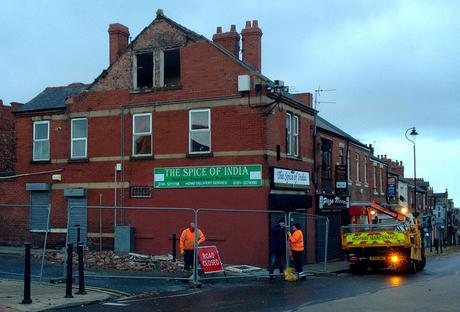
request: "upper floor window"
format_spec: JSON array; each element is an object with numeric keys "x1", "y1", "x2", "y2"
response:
[
  {"x1": 160, "y1": 49, "x2": 181, "y2": 87},
  {"x1": 338, "y1": 147, "x2": 344, "y2": 165},
  {"x1": 347, "y1": 149, "x2": 351, "y2": 181},
  {"x1": 286, "y1": 113, "x2": 299, "y2": 157},
  {"x1": 189, "y1": 109, "x2": 211, "y2": 153},
  {"x1": 363, "y1": 156, "x2": 368, "y2": 183},
  {"x1": 379, "y1": 167, "x2": 383, "y2": 194},
  {"x1": 134, "y1": 51, "x2": 154, "y2": 89},
  {"x1": 33, "y1": 121, "x2": 50, "y2": 161},
  {"x1": 373, "y1": 163, "x2": 377, "y2": 191},
  {"x1": 71, "y1": 118, "x2": 88, "y2": 159},
  {"x1": 132, "y1": 113, "x2": 152, "y2": 156},
  {"x1": 355, "y1": 153, "x2": 360, "y2": 182}
]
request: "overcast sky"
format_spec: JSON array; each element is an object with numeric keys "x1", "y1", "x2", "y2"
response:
[{"x1": 1, "y1": 1, "x2": 458, "y2": 204}]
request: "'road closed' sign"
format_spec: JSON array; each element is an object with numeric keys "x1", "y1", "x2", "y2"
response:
[{"x1": 197, "y1": 246, "x2": 224, "y2": 274}]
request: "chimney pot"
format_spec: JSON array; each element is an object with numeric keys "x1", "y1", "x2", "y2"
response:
[
  {"x1": 241, "y1": 20, "x2": 263, "y2": 71},
  {"x1": 252, "y1": 20, "x2": 259, "y2": 27},
  {"x1": 212, "y1": 24, "x2": 240, "y2": 57}
]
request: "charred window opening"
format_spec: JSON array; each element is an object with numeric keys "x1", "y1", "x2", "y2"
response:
[
  {"x1": 136, "y1": 52, "x2": 153, "y2": 89},
  {"x1": 162, "y1": 49, "x2": 181, "y2": 87}
]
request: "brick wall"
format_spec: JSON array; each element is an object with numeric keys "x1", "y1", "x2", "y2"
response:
[{"x1": 0, "y1": 102, "x2": 20, "y2": 174}]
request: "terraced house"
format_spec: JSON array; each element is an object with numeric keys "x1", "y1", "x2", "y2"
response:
[{"x1": 0, "y1": 10, "x2": 318, "y2": 266}]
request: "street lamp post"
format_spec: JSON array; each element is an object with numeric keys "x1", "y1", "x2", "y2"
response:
[{"x1": 405, "y1": 127, "x2": 419, "y2": 214}]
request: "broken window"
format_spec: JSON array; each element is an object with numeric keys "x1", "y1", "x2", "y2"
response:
[
  {"x1": 135, "y1": 52, "x2": 153, "y2": 89},
  {"x1": 161, "y1": 49, "x2": 181, "y2": 87}
]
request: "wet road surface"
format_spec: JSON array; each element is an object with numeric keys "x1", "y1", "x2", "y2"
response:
[{"x1": 49, "y1": 251, "x2": 460, "y2": 312}]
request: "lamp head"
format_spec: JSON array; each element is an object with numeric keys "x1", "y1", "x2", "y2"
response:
[{"x1": 409, "y1": 127, "x2": 418, "y2": 138}]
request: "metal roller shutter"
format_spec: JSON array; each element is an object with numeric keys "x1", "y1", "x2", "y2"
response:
[{"x1": 30, "y1": 191, "x2": 50, "y2": 231}]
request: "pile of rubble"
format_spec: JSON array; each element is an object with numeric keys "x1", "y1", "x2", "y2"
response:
[{"x1": 35, "y1": 250, "x2": 183, "y2": 273}]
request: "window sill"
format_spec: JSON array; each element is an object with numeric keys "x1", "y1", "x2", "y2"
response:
[
  {"x1": 131, "y1": 84, "x2": 182, "y2": 93},
  {"x1": 286, "y1": 155, "x2": 302, "y2": 161},
  {"x1": 68, "y1": 158, "x2": 89, "y2": 163},
  {"x1": 31, "y1": 160, "x2": 51, "y2": 164},
  {"x1": 130, "y1": 155, "x2": 155, "y2": 161},
  {"x1": 355, "y1": 182, "x2": 362, "y2": 186},
  {"x1": 186, "y1": 152, "x2": 213, "y2": 159}
]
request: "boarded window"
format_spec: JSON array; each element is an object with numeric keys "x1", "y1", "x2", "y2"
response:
[
  {"x1": 136, "y1": 52, "x2": 153, "y2": 89},
  {"x1": 162, "y1": 49, "x2": 181, "y2": 87}
]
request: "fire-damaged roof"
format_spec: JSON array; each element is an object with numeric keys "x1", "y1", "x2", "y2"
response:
[{"x1": 16, "y1": 84, "x2": 88, "y2": 113}]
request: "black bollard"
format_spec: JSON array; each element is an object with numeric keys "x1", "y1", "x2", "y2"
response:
[
  {"x1": 65, "y1": 243, "x2": 73, "y2": 298},
  {"x1": 172, "y1": 234, "x2": 176, "y2": 262},
  {"x1": 76, "y1": 244, "x2": 86, "y2": 295},
  {"x1": 22, "y1": 243, "x2": 32, "y2": 304}
]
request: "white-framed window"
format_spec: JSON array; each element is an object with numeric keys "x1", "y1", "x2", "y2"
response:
[
  {"x1": 71, "y1": 118, "x2": 88, "y2": 158},
  {"x1": 355, "y1": 153, "x2": 360, "y2": 182},
  {"x1": 33, "y1": 121, "x2": 50, "y2": 161},
  {"x1": 293, "y1": 115, "x2": 299, "y2": 156},
  {"x1": 132, "y1": 113, "x2": 152, "y2": 156},
  {"x1": 286, "y1": 113, "x2": 299, "y2": 157},
  {"x1": 379, "y1": 167, "x2": 383, "y2": 194},
  {"x1": 286, "y1": 113, "x2": 292, "y2": 155},
  {"x1": 364, "y1": 156, "x2": 368, "y2": 183},
  {"x1": 189, "y1": 109, "x2": 211, "y2": 153}
]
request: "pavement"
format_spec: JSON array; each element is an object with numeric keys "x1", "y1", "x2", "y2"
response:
[{"x1": 0, "y1": 279, "x2": 110, "y2": 312}]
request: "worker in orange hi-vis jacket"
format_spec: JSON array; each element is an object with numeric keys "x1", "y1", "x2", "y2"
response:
[
  {"x1": 180, "y1": 222, "x2": 205, "y2": 271},
  {"x1": 288, "y1": 223, "x2": 304, "y2": 274}
]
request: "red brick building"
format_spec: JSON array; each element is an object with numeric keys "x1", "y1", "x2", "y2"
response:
[
  {"x1": 0, "y1": 101, "x2": 22, "y2": 175},
  {"x1": 1, "y1": 11, "x2": 317, "y2": 266},
  {"x1": 314, "y1": 116, "x2": 388, "y2": 259}
]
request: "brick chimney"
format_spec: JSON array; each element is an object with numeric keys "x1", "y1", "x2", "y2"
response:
[
  {"x1": 241, "y1": 20, "x2": 262, "y2": 72},
  {"x1": 212, "y1": 25, "x2": 240, "y2": 57},
  {"x1": 294, "y1": 93, "x2": 313, "y2": 107},
  {"x1": 108, "y1": 23, "x2": 130, "y2": 65}
]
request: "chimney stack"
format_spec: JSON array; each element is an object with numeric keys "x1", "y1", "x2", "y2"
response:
[
  {"x1": 212, "y1": 25, "x2": 240, "y2": 58},
  {"x1": 241, "y1": 20, "x2": 262, "y2": 72},
  {"x1": 108, "y1": 23, "x2": 130, "y2": 65}
]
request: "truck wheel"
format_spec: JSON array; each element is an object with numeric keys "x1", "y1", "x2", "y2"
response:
[
  {"x1": 407, "y1": 261, "x2": 417, "y2": 274},
  {"x1": 416, "y1": 254, "x2": 426, "y2": 271},
  {"x1": 350, "y1": 263, "x2": 366, "y2": 275}
]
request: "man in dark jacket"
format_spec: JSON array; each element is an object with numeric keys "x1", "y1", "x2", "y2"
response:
[{"x1": 269, "y1": 218, "x2": 287, "y2": 278}]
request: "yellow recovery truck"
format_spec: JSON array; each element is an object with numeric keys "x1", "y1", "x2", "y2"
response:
[{"x1": 341, "y1": 201, "x2": 426, "y2": 274}]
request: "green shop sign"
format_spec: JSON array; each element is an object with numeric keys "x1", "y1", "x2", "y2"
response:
[{"x1": 154, "y1": 165, "x2": 263, "y2": 188}]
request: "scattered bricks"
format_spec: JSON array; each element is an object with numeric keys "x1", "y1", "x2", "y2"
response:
[{"x1": 36, "y1": 249, "x2": 183, "y2": 273}]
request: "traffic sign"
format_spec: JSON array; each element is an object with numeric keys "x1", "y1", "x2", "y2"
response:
[{"x1": 197, "y1": 246, "x2": 224, "y2": 274}]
